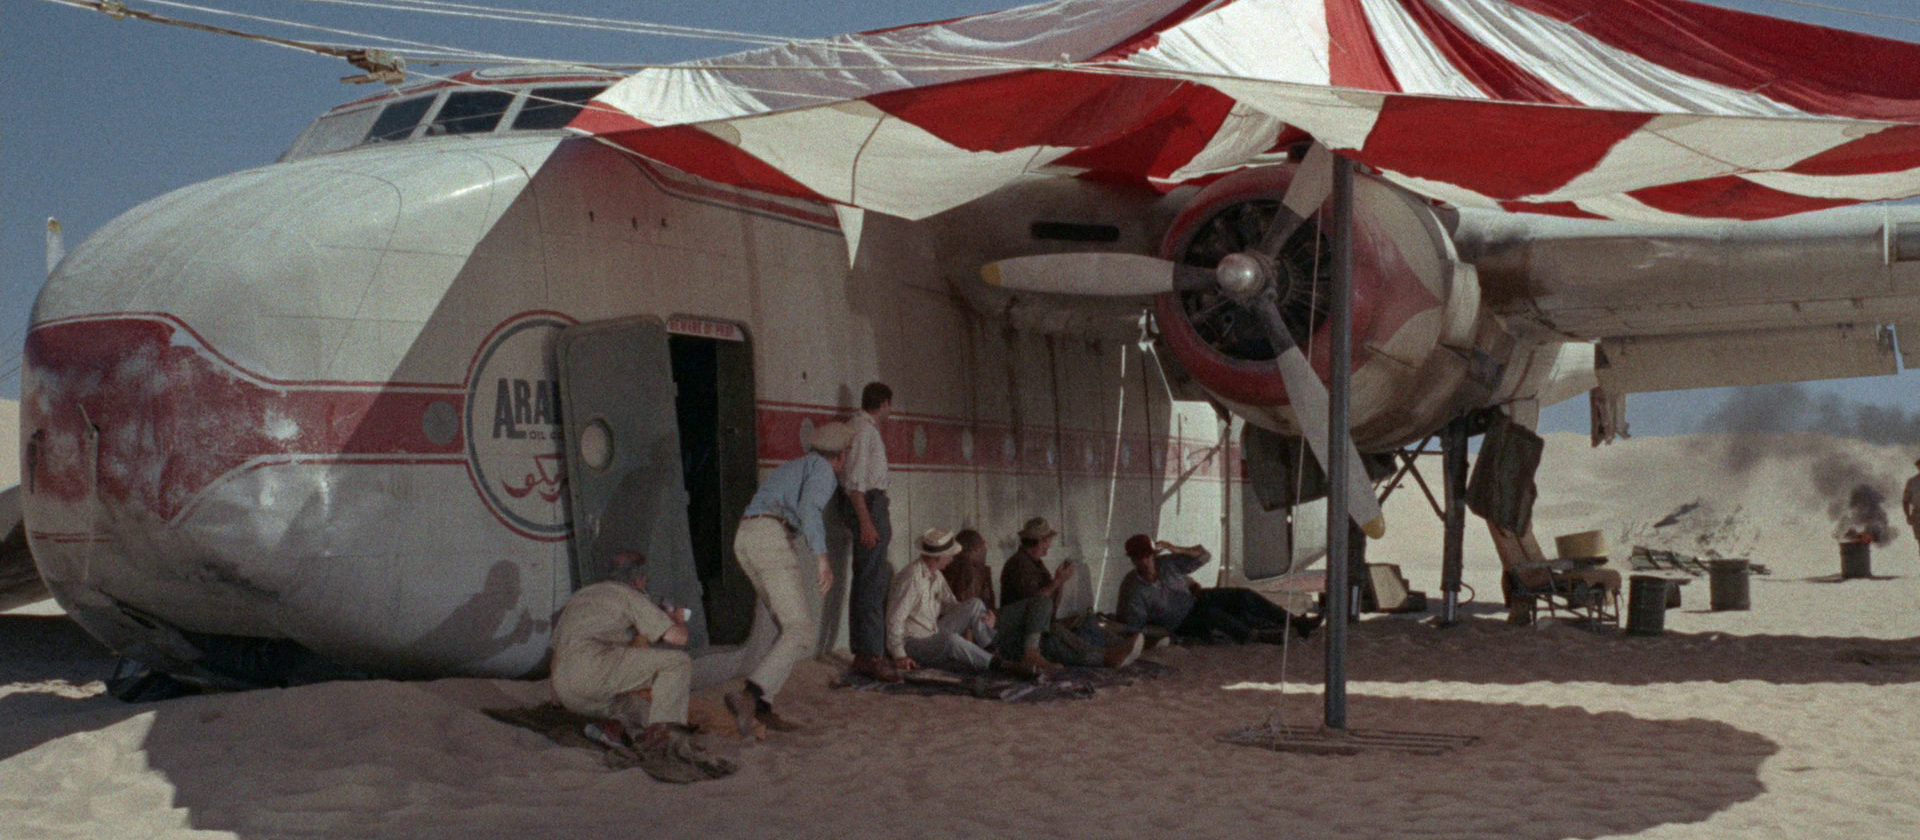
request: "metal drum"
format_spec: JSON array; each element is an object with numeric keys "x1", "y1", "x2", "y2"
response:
[
  {"x1": 1841, "y1": 542, "x2": 1872, "y2": 579},
  {"x1": 1627, "y1": 575, "x2": 1670, "y2": 636},
  {"x1": 1708, "y1": 559, "x2": 1750, "y2": 611}
]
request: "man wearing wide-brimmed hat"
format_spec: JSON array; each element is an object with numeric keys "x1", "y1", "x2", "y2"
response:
[
  {"x1": 723, "y1": 420, "x2": 853, "y2": 739},
  {"x1": 1000, "y1": 516, "x2": 1071, "y2": 611},
  {"x1": 996, "y1": 517, "x2": 1142, "y2": 671},
  {"x1": 882, "y1": 527, "x2": 1005, "y2": 675}
]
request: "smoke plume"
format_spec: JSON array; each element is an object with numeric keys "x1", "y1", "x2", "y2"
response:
[
  {"x1": 1699, "y1": 383, "x2": 1920, "y2": 448},
  {"x1": 1696, "y1": 383, "x2": 1907, "y2": 546}
]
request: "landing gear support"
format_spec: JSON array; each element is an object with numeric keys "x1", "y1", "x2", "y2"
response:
[{"x1": 1439, "y1": 416, "x2": 1470, "y2": 626}]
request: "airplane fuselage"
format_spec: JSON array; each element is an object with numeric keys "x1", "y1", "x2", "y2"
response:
[{"x1": 23, "y1": 70, "x2": 1240, "y2": 682}]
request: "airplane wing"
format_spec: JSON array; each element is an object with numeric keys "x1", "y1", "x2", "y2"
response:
[{"x1": 571, "y1": 0, "x2": 1920, "y2": 225}]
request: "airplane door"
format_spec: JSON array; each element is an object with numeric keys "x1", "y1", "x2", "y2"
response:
[{"x1": 555, "y1": 316, "x2": 709, "y2": 649}]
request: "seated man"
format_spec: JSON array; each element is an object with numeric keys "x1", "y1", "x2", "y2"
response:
[
  {"x1": 551, "y1": 552, "x2": 733, "y2": 782},
  {"x1": 941, "y1": 528, "x2": 995, "y2": 610},
  {"x1": 1118, "y1": 534, "x2": 1320, "y2": 643},
  {"x1": 886, "y1": 528, "x2": 1007, "y2": 674},
  {"x1": 996, "y1": 518, "x2": 1143, "y2": 671}
]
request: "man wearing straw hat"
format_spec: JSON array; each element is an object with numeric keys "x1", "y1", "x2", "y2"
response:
[{"x1": 883, "y1": 527, "x2": 1009, "y2": 675}]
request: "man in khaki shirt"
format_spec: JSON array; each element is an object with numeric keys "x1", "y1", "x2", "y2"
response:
[{"x1": 551, "y1": 552, "x2": 732, "y2": 782}]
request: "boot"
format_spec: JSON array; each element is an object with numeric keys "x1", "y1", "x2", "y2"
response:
[
  {"x1": 755, "y1": 705, "x2": 804, "y2": 733},
  {"x1": 665, "y1": 725, "x2": 738, "y2": 779},
  {"x1": 1290, "y1": 613, "x2": 1324, "y2": 640},
  {"x1": 632, "y1": 723, "x2": 709, "y2": 785},
  {"x1": 989, "y1": 655, "x2": 1039, "y2": 680},
  {"x1": 1103, "y1": 632, "x2": 1145, "y2": 669},
  {"x1": 851, "y1": 653, "x2": 903, "y2": 683},
  {"x1": 723, "y1": 689, "x2": 762, "y2": 740},
  {"x1": 1019, "y1": 648, "x2": 1060, "y2": 674}
]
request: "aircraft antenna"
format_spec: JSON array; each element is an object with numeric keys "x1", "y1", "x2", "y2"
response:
[{"x1": 45, "y1": 218, "x2": 64, "y2": 279}]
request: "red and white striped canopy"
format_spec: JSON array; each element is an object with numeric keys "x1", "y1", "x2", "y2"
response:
[{"x1": 572, "y1": 0, "x2": 1920, "y2": 222}]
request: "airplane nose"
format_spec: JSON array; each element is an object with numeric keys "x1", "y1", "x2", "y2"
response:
[{"x1": 22, "y1": 144, "x2": 547, "y2": 643}]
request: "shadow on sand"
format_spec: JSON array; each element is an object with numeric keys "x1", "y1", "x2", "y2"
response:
[
  {"x1": 4, "y1": 613, "x2": 1782, "y2": 840},
  {"x1": 0, "y1": 615, "x2": 135, "y2": 763},
  {"x1": 1297, "y1": 609, "x2": 1920, "y2": 686}
]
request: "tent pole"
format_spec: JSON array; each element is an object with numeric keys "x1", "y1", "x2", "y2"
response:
[{"x1": 1324, "y1": 154, "x2": 1355, "y2": 731}]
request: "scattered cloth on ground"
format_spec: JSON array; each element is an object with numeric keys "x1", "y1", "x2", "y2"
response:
[
  {"x1": 483, "y1": 695, "x2": 755, "y2": 772},
  {"x1": 831, "y1": 659, "x2": 1170, "y2": 702}
]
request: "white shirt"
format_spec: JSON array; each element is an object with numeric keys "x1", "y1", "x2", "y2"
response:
[
  {"x1": 842, "y1": 410, "x2": 890, "y2": 493},
  {"x1": 885, "y1": 560, "x2": 957, "y2": 659}
]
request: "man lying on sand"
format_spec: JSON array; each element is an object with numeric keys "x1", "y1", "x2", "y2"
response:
[{"x1": 1118, "y1": 534, "x2": 1321, "y2": 644}]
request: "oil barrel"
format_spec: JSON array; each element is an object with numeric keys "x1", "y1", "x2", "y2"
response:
[
  {"x1": 1708, "y1": 559, "x2": 1750, "y2": 611},
  {"x1": 1627, "y1": 575, "x2": 1669, "y2": 636}
]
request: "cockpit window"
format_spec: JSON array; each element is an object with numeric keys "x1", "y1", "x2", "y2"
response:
[
  {"x1": 512, "y1": 86, "x2": 609, "y2": 130},
  {"x1": 429, "y1": 90, "x2": 517, "y2": 136},
  {"x1": 286, "y1": 77, "x2": 621, "y2": 160},
  {"x1": 364, "y1": 96, "x2": 434, "y2": 143}
]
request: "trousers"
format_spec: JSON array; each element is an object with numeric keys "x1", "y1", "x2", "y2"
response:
[
  {"x1": 994, "y1": 595, "x2": 1102, "y2": 667},
  {"x1": 846, "y1": 489, "x2": 893, "y2": 658},
  {"x1": 552, "y1": 644, "x2": 690, "y2": 728},
  {"x1": 901, "y1": 597, "x2": 997, "y2": 672},
  {"x1": 1177, "y1": 588, "x2": 1299, "y2": 641},
  {"x1": 733, "y1": 515, "x2": 820, "y2": 699}
]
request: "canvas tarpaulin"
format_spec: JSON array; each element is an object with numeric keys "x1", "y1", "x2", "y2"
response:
[{"x1": 570, "y1": 0, "x2": 1920, "y2": 224}]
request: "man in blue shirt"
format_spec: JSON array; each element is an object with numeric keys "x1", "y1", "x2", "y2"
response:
[
  {"x1": 723, "y1": 421, "x2": 853, "y2": 738},
  {"x1": 1118, "y1": 534, "x2": 1320, "y2": 643}
]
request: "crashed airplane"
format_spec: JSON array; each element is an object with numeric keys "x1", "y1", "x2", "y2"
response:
[{"x1": 18, "y1": 0, "x2": 1920, "y2": 691}]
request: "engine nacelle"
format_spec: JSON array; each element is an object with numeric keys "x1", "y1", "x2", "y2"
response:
[{"x1": 1153, "y1": 164, "x2": 1496, "y2": 451}]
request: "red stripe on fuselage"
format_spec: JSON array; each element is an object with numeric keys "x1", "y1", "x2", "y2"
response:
[
  {"x1": 23, "y1": 314, "x2": 1248, "y2": 528},
  {"x1": 24, "y1": 314, "x2": 464, "y2": 523}
]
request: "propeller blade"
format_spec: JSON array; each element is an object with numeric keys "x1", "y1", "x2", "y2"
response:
[
  {"x1": 1284, "y1": 142, "x2": 1335, "y2": 221},
  {"x1": 982, "y1": 253, "x2": 1215, "y2": 297},
  {"x1": 1254, "y1": 140, "x2": 1335, "y2": 258},
  {"x1": 1250, "y1": 300, "x2": 1386, "y2": 539}
]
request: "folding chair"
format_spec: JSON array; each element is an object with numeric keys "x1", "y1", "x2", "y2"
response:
[{"x1": 1490, "y1": 526, "x2": 1621, "y2": 629}]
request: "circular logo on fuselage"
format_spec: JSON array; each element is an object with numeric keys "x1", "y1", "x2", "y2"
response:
[{"x1": 465, "y1": 311, "x2": 578, "y2": 541}]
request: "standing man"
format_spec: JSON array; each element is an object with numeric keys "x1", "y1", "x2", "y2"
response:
[
  {"x1": 551, "y1": 552, "x2": 733, "y2": 783},
  {"x1": 723, "y1": 421, "x2": 851, "y2": 738},
  {"x1": 843, "y1": 382, "x2": 899, "y2": 683},
  {"x1": 1904, "y1": 458, "x2": 1920, "y2": 561}
]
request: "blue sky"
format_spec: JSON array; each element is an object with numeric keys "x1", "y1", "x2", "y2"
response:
[{"x1": 6, "y1": 0, "x2": 1920, "y2": 441}]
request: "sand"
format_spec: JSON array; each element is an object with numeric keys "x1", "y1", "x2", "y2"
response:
[{"x1": 4, "y1": 431, "x2": 1919, "y2": 838}]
